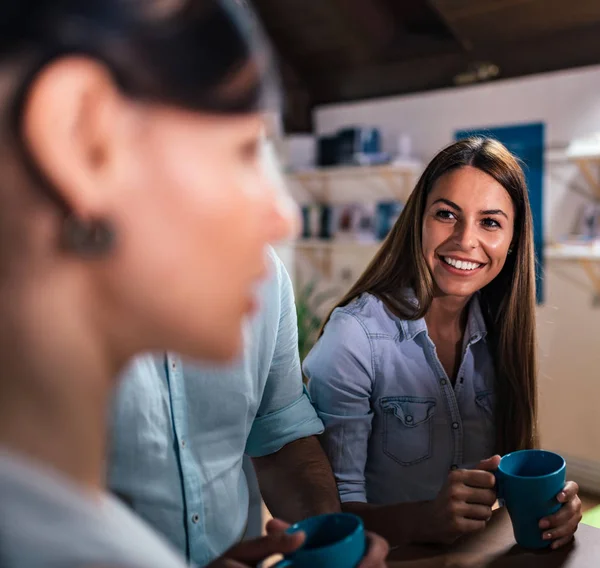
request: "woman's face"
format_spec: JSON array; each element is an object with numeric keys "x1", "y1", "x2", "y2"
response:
[
  {"x1": 106, "y1": 104, "x2": 293, "y2": 361},
  {"x1": 421, "y1": 165, "x2": 515, "y2": 299}
]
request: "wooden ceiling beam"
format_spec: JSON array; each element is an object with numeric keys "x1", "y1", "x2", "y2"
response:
[
  {"x1": 431, "y1": 0, "x2": 600, "y2": 45},
  {"x1": 428, "y1": 0, "x2": 473, "y2": 52},
  {"x1": 320, "y1": 0, "x2": 395, "y2": 64},
  {"x1": 309, "y1": 21, "x2": 600, "y2": 105}
]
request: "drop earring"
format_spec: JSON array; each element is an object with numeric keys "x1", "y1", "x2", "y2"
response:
[{"x1": 60, "y1": 215, "x2": 116, "y2": 258}]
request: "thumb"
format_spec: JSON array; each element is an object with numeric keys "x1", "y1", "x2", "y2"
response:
[
  {"x1": 226, "y1": 530, "x2": 304, "y2": 565},
  {"x1": 476, "y1": 455, "x2": 501, "y2": 472},
  {"x1": 266, "y1": 518, "x2": 291, "y2": 534}
]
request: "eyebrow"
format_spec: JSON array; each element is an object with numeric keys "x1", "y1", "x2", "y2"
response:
[{"x1": 432, "y1": 198, "x2": 509, "y2": 220}]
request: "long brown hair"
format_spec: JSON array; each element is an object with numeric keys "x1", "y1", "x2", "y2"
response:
[{"x1": 324, "y1": 137, "x2": 538, "y2": 454}]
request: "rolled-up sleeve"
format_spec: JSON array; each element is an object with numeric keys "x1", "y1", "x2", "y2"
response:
[
  {"x1": 303, "y1": 309, "x2": 374, "y2": 504},
  {"x1": 245, "y1": 255, "x2": 323, "y2": 458}
]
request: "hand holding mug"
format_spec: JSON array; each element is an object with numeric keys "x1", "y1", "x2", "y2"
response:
[
  {"x1": 496, "y1": 449, "x2": 575, "y2": 549},
  {"x1": 211, "y1": 516, "x2": 389, "y2": 568},
  {"x1": 424, "y1": 455, "x2": 501, "y2": 544},
  {"x1": 267, "y1": 517, "x2": 389, "y2": 568},
  {"x1": 539, "y1": 480, "x2": 583, "y2": 549},
  {"x1": 207, "y1": 519, "x2": 304, "y2": 567}
]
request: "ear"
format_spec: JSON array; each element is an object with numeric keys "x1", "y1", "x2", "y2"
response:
[{"x1": 20, "y1": 56, "x2": 122, "y2": 219}]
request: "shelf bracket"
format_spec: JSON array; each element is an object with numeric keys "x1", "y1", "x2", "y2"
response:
[
  {"x1": 575, "y1": 159, "x2": 600, "y2": 199},
  {"x1": 579, "y1": 259, "x2": 600, "y2": 297},
  {"x1": 380, "y1": 170, "x2": 411, "y2": 200}
]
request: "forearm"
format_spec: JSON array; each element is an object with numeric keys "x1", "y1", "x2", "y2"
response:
[
  {"x1": 342, "y1": 500, "x2": 434, "y2": 547},
  {"x1": 252, "y1": 436, "x2": 341, "y2": 523}
]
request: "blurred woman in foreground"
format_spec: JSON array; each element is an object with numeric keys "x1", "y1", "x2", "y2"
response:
[{"x1": 0, "y1": 1, "x2": 309, "y2": 566}]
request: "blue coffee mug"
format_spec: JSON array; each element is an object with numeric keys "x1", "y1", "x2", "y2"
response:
[
  {"x1": 496, "y1": 449, "x2": 566, "y2": 549},
  {"x1": 274, "y1": 512, "x2": 366, "y2": 568}
]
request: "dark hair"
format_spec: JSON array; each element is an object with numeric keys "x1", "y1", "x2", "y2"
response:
[
  {"x1": 324, "y1": 137, "x2": 538, "y2": 455},
  {"x1": 0, "y1": 0, "x2": 279, "y2": 214},
  {"x1": 1, "y1": 0, "x2": 279, "y2": 118}
]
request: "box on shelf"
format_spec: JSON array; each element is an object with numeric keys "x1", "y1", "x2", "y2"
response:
[{"x1": 300, "y1": 200, "x2": 404, "y2": 244}]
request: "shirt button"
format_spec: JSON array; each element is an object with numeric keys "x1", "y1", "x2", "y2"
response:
[
  {"x1": 180, "y1": 439, "x2": 186, "y2": 448},
  {"x1": 440, "y1": 379, "x2": 447, "y2": 386},
  {"x1": 405, "y1": 415, "x2": 413, "y2": 423},
  {"x1": 452, "y1": 422, "x2": 459, "y2": 429},
  {"x1": 191, "y1": 513, "x2": 200, "y2": 524}
]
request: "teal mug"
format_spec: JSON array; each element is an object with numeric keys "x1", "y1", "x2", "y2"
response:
[
  {"x1": 273, "y1": 512, "x2": 366, "y2": 568},
  {"x1": 496, "y1": 449, "x2": 566, "y2": 549}
]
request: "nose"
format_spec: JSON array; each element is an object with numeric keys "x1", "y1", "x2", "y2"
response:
[
  {"x1": 453, "y1": 219, "x2": 478, "y2": 250},
  {"x1": 260, "y1": 138, "x2": 298, "y2": 243},
  {"x1": 266, "y1": 183, "x2": 299, "y2": 242}
]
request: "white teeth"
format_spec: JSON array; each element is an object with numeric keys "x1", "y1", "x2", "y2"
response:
[{"x1": 443, "y1": 257, "x2": 481, "y2": 271}]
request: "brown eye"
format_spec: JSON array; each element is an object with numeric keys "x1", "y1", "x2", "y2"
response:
[
  {"x1": 482, "y1": 218, "x2": 501, "y2": 229},
  {"x1": 435, "y1": 209, "x2": 456, "y2": 221}
]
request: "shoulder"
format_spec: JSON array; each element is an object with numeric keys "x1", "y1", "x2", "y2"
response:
[
  {"x1": 258, "y1": 247, "x2": 292, "y2": 303},
  {"x1": 303, "y1": 295, "x2": 384, "y2": 380},
  {"x1": 250, "y1": 247, "x2": 292, "y2": 326},
  {"x1": 333, "y1": 293, "x2": 402, "y2": 340}
]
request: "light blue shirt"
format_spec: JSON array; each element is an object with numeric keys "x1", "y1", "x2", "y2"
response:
[
  {"x1": 304, "y1": 292, "x2": 495, "y2": 506},
  {"x1": 0, "y1": 450, "x2": 187, "y2": 568},
  {"x1": 108, "y1": 249, "x2": 324, "y2": 567}
]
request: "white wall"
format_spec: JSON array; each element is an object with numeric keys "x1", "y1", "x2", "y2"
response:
[{"x1": 314, "y1": 66, "x2": 600, "y2": 473}]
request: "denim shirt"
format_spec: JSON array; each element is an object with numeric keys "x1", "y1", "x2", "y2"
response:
[
  {"x1": 108, "y1": 249, "x2": 324, "y2": 567},
  {"x1": 304, "y1": 292, "x2": 495, "y2": 506}
]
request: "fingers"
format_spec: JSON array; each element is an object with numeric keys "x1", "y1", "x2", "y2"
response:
[
  {"x1": 476, "y1": 455, "x2": 501, "y2": 472},
  {"x1": 448, "y1": 474, "x2": 496, "y2": 505},
  {"x1": 227, "y1": 530, "x2": 304, "y2": 564},
  {"x1": 464, "y1": 487, "x2": 497, "y2": 507},
  {"x1": 539, "y1": 496, "x2": 582, "y2": 547},
  {"x1": 540, "y1": 498, "x2": 580, "y2": 529},
  {"x1": 265, "y1": 518, "x2": 291, "y2": 534},
  {"x1": 454, "y1": 469, "x2": 496, "y2": 490},
  {"x1": 543, "y1": 520, "x2": 580, "y2": 550},
  {"x1": 557, "y1": 481, "x2": 579, "y2": 503},
  {"x1": 358, "y1": 532, "x2": 390, "y2": 568},
  {"x1": 458, "y1": 502, "x2": 494, "y2": 521}
]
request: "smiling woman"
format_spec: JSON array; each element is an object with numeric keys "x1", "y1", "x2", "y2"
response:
[
  {"x1": 313, "y1": 138, "x2": 535, "y2": 454},
  {"x1": 304, "y1": 137, "x2": 582, "y2": 550}
]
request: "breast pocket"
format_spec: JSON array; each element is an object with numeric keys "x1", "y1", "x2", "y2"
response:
[{"x1": 380, "y1": 396, "x2": 436, "y2": 466}]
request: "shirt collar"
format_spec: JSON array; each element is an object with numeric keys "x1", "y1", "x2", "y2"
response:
[
  {"x1": 397, "y1": 290, "x2": 488, "y2": 343},
  {"x1": 396, "y1": 289, "x2": 427, "y2": 341},
  {"x1": 464, "y1": 293, "x2": 488, "y2": 344}
]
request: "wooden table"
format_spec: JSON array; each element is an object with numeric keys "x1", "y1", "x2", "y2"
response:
[{"x1": 387, "y1": 508, "x2": 600, "y2": 567}]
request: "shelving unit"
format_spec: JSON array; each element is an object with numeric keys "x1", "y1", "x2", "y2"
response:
[
  {"x1": 287, "y1": 162, "x2": 421, "y2": 278},
  {"x1": 571, "y1": 156, "x2": 600, "y2": 199},
  {"x1": 551, "y1": 139, "x2": 600, "y2": 295},
  {"x1": 288, "y1": 162, "x2": 421, "y2": 202},
  {"x1": 546, "y1": 244, "x2": 600, "y2": 296},
  {"x1": 293, "y1": 240, "x2": 382, "y2": 277},
  {"x1": 566, "y1": 135, "x2": 600, "y2": 199}
]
